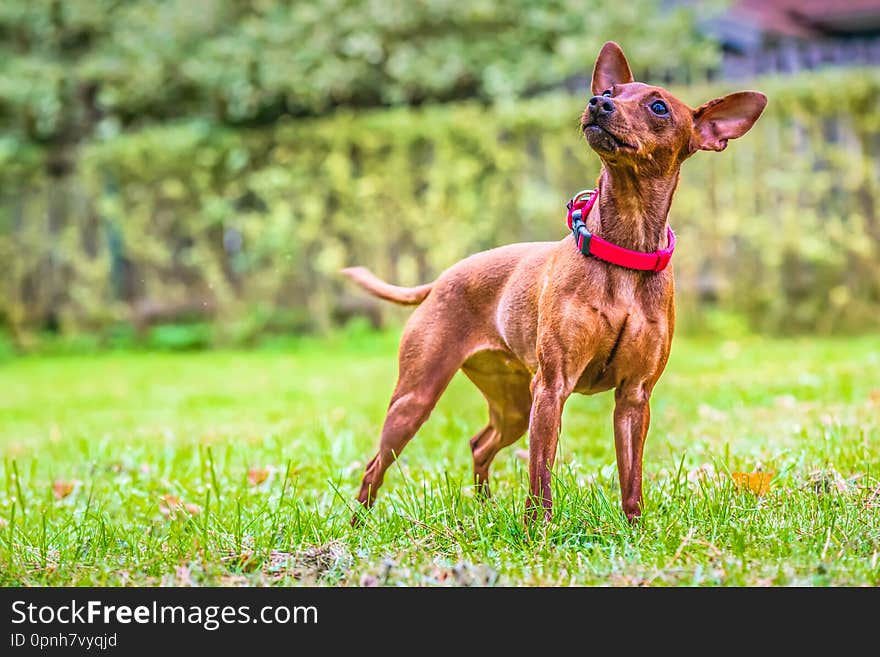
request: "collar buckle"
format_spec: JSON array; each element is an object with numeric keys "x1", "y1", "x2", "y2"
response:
[
  {"x1": 566, "y1": 189, "x2": 597, "y2": 230},
  {"x1": 565, "y1": 188, "x2": 676, "y2": 272}
]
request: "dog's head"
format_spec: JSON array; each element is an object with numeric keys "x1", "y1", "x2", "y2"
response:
[{"x1": 581, "y1": 42, "x2": 767, "y2": 174}]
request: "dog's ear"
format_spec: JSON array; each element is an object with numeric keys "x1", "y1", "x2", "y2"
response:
[
  {"x1": 591, "y1": 41, "x2": 634, "y2": 96},
  {"x1": 691, "y1": 91, "x2": 767, "y2": 152}
]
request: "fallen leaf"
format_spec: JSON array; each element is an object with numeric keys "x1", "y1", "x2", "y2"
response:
[
  {"x1": 247, "y1": 467, "x2": 270, "y2": 486},
  {"x1": 732, "y1": 471, "x2": 774, "y2": 496},
  {"x1": 184, "y1": 503, "x2": 202, "y2": 515},
  {"x1": 53, "y1": 480, "x2": 75, "y2": 499}
]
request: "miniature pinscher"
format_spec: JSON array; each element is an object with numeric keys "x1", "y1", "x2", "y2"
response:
[{"x1": 343, "y1": 42, "x2": 766, "y2": 525}]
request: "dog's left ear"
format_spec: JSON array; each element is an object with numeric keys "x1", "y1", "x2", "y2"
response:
[
  {"x1": 591, "y1": 41, "x2": 634, "y2": 95},
  {"x1": 692, "y1": 91, "x2": 767, "y2": 152}
]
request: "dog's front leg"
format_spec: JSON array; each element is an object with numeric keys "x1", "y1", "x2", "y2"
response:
[
  {"x1": 524, "y1": 369, "x2": 571, "y2": 525},
  {"x1": 613, "y1": 382, "x2": 651, "y2": 522}
]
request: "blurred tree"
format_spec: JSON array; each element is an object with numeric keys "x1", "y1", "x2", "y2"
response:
[
  {"x1": 0, "y1": 0, "x2": 721, "y2": 141},
  {"x1": 3, "y1": 68, "x2": 879, "y2": 341},
  {"x1": 14, "y1": 2, "x2": 873, "y2": 343}
]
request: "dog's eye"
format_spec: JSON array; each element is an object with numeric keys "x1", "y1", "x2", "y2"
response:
[
  {"x1": 602, "y1": 89, "x2": 612, "y2": 97},
  {"x1": 650, "y1": 100, "x2": 669, "y2": 116}
]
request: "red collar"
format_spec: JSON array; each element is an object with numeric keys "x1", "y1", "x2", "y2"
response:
[{"x1": 566, "y1": 189, "x2": 675, "y2": 272}]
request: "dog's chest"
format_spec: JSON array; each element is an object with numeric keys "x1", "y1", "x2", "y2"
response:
[{"x1": 569, "y1": 276, "x2": 670, "y2": 394}]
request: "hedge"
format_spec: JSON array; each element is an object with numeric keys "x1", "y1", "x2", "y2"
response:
[{"x1": 2, "y1": 67, "x2": 879, "y2": 344}]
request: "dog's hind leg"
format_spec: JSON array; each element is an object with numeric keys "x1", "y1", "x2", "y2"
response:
[
  {"x1": 352, "y1": 315, "x2": 466, "y2": 524},
  {"x1": 467, "y1": 412, "x2": 529, "y2": 498},
  {"x1": 462, "y1": 354, "x2": 533, "y2": 498}
]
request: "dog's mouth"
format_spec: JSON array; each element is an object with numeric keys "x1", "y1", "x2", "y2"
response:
[{"x1": 582, "y1": 123, "x2": 637, "y2": 152}]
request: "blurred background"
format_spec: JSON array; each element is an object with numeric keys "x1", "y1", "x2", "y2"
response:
[{"x1": 1, "y1": 0, "x2": 879, "y2": 354}]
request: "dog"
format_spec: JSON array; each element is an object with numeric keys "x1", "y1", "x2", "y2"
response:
[{"x1": 343, "y1": 41, "x2": 766, "y2": 525}]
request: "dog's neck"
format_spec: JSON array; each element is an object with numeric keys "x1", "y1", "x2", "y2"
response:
[{"x1": 589, "y1": 165, "x2": 679, "y2": 253}]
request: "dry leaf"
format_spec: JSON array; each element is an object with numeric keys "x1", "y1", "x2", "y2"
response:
[
  {"x1": 184, "y1": 503, "x2": 202, "y2": 515},
  {"x1": 732, "y1": 472, "x2": 774, "y2": 496},
  {"x1": 53, "y1": 480, "x2": 75, "y2": 499},
  {"x1": 247, "y1": 467, "x2": 270, "y2": 486}
]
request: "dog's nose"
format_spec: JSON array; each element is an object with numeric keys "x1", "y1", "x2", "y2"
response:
[{"x1": 588, "y1": 95, "x2": 615, "y2": 117}]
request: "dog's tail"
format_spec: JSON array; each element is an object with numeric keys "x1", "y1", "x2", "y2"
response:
[{"x1": 341, "y1": 267, "x2": 433, "y2": 306}]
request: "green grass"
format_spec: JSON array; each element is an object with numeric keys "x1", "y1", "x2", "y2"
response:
[{"x1": 0, "y1": 330, "x2": 878, "y2": 586}]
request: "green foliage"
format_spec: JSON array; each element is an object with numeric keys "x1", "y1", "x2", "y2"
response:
[
  {"x1": 0, "y1": 331, "x2": 15, "y2": 362},
  {"x1": 1, "y1": 334, "x2": 878, "y2": 585},
  {"x1": 0, "y1": 0, "x2": 718, "y2": 137},
  {"x1": 147, "y1": 323, "x2": 213, "y2": 351},
  {"x1": 0, "y1": 1, "x2": 874, "y2": 339},
  {"x1": 2, "y1": 67, "x2": 878, "y2": 341}
]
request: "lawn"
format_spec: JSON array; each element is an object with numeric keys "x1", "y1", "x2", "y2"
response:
[{"x1": 0, "y1": 331, "x2": 878, "y2": 586}]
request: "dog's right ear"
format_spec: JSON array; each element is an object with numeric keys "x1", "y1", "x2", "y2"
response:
[{"x1": 591, "y1": 41, "x2": 634, "y2": 96}]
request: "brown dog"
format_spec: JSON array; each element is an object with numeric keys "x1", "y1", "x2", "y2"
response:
[{"x1": 343, "y1": 42, "x2": 766, "y2": 525}]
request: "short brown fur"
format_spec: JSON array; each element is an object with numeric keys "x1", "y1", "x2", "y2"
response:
[{"x1": 343, "y1": 42, "x2": 766, "y2": 525}]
